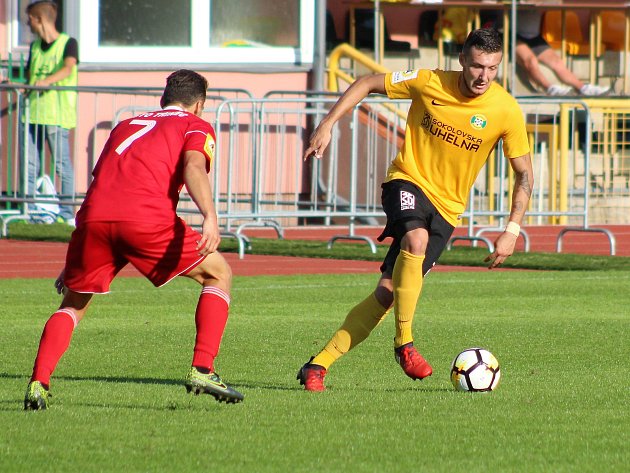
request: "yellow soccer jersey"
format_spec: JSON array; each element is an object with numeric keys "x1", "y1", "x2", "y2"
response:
[{"x1": 384, "y1": 69, "x2": 530, "y2": 226}]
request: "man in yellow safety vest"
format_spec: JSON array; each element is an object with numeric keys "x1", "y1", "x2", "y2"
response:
[{"x1": 24, "y1": 0, "x2": 78, "y2": 225}]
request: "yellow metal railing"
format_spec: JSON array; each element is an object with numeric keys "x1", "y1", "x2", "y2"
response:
[
  {"x1": 327, "y1": 43, "x2": 388, "y2": 93},
  {"x1": 522, "y1": 99, "x2": 630, "y2": 225},
  {"x1": 327, "y1": 43, "x2": 408, "y2": 123}
]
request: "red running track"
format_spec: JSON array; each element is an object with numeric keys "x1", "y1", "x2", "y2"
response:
[
  {"x1": 0, "y1": 224, "x2": 627, "y2": 279},
  {"x1": 245, "y1": 224, "x2": 629, "y2": 257}
]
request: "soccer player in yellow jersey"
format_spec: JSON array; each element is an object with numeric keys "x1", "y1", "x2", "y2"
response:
[{"x1": 297, "y1": 28, "x2": 533, "y2": 391}]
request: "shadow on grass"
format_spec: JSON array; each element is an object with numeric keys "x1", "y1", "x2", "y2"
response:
[
  {"x1": 0, "y1": 398, "x2": 233, "y2": 413},
  {"x1": 382, "y1": 386, "x2": 452, "y2": 393},
  {"x1": 0, "y1": 371, "x2": 181, "y2": 386},
  {"x1": 2, "y1": 372, "x2": 450, "y2": 400},
  {"x1": 1, "y1": 371, "x2": 298, "y2": 397},
  {"x1": 2, "y1": 372, "x2": 295, "y2": 392}
]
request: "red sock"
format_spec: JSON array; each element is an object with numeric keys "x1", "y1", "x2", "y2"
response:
[
  {"x1": 192, "y1": 286, "x2": 230, "y2": 372},
  {"x1": 31, "y1": 309, "x2": 78, "y2": 388}
]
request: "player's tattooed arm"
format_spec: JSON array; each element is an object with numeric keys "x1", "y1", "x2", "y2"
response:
[
  {"x1": 508, "y1": 155, "x2": 534, "y2": 225},
  {"x1": 515, "y1": 169, "x2": 532, "y2": 198},
  {"x1": 485, "y1": 154, "x2": 533, "y2": 269},
  {"x1": 510, "y1": 170, "x2": 531, "y2": 213}
]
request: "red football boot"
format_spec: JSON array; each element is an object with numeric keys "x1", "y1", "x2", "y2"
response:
[
  {"x1": 395, "y1": 343, "x2": 433, "y2": 380},
  {"x1": 296, "y1": 357, "x2": 327, "y2": 392}
]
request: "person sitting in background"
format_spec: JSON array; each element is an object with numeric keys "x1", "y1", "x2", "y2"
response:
[{"x1": 516, "y1": 8, "x2": 609, "y2": 96}]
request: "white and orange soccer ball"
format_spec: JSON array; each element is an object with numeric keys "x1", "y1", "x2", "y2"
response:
[{"x1": 450, "y1": 348, "x2": 501, "y2": 392}]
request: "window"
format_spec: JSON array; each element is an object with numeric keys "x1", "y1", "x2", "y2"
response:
[
  {"x1": 79, "y1": 0, "x2": 314, "y2": 65},
  {"x1": 99, "y1": 0, "x2": 191, "y2": 47},
  {"x1": 210, "y1": 1, "x2": 299, "y2": 48}
]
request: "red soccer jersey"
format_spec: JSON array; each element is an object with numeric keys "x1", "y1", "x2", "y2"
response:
[{"x1": 77, "y1": 107, "x2": 216, "y2": 224}]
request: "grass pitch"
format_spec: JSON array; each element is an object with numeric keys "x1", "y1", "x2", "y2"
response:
[{"x1": 1, "y1": 271, "x2": 629, "y2": 472}]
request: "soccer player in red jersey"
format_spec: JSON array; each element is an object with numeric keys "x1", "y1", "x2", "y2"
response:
[{"x1": 24, "y1": 69, "x2": 243, "y2": 409}]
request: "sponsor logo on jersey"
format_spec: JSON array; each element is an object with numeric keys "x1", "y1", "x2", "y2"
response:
[
  {"x1": 421, "y1": 111, "x2": 482, "y2": 152},
  {"x1": 391, "y1": 69, "x2": 419, "y2": 84},
  {"x1": 400, "y1": 190, "x2": 415, "y2": 210},
  {"x1": 204, "y1": 133, "x2": 215, "y2": 160},
  {"x1": 470, "y1": 114, "x2": 487, "y2": 130}
]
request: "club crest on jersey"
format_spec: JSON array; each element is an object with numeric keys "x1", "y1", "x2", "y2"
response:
[
  {"x1": 470, "y1": 114, "x2": 487, "y2": 130},
  {"x1": 204, "y1": 133, "x2": 215, "y2": 159},
  {"x1": 391, "y1": 69, "x2": 419, "y2": 84},
  {"x1": 400, "y1": 191, "x2": 415, "y2": 210}
]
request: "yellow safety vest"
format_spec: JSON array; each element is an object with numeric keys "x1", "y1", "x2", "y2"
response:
[{"x1": 26, "y1": 33, "x2": 77, "y2": 129}]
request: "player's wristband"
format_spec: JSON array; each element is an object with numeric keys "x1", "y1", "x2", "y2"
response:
[{"x1": 505, "y1": 221, "x2": 520, "y2": 237}]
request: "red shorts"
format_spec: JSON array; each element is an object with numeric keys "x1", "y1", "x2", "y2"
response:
[{"x1": 64, "y1": 219, "x2": 205, "y2": 293}]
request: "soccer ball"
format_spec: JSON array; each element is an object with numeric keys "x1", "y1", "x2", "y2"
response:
[{"x1": 450, "y1": 348, "x2": 501, "y2": 392}]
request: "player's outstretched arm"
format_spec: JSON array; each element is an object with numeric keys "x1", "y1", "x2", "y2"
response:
[
  {"x1": 183, "y1": 150, "x2": 220, "y2": 256},
  {"x1": 485, "y1": 153, "x2": 534, "y2": 269},
  {"x1": 303, "y1": 74, "x2": 387, "y2": 161}
]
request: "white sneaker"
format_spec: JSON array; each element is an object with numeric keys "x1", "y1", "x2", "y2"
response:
[
  {"x1": 579, "y1": 84, "x2": 610, "y2": 96},
  {"x1": 547, "y1": 84, "x2": 573, "y2": 96}
]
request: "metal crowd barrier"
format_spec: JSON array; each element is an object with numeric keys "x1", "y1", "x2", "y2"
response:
[
  {"x1": 208, "y1": 95, "x2": 623, "y2": 256},
  {"x1": 1, "y1": 84, "x2": 627, "y2": 256},
  {"x1": 448, "y1": 97, "x2": 620, "y2": 255},
  {"x1": 0, "y1": 83, "x2": 250, "y2": 236},
  {"x1": 205, "y1": 96, "x2": 406, "y2": 255}
]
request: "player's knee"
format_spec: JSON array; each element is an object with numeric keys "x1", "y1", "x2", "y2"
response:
[
  {"x1": 201, "y1": 260, "x2": 232, "y2": 287},
  {"x1": 60, "y1": 290, "x2": 92, "y2": 313},
  {"x1": 190, "y1": 253, "x2": 232, "y2": 286},
  {"x1": 217, "y1": 262, "x2": 232, "y2": 285},
  {"x1": 400, "y1": 229, "x2": 428, "y2": 255}
]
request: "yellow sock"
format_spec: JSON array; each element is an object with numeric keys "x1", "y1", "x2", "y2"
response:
[
  {"x1": 311, "y1": 293, "x2": 390, "y2": 369},
  {"x1": 392, "y1": 250, "x2": 425, "y2": 348}
]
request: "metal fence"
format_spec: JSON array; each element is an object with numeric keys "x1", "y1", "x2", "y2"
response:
[
  {"x1": 0, "y1": 83, "x2": 250, "y2": 234},
  {"x1": 449, "y1": 98, "x2": 621, "y2": 254},
  {"x1": 203, "y1": 95, "x2": 623, "y2": 255},
  {"x1": 1, "y1": 84, "x2": 627, "y2": 256}
]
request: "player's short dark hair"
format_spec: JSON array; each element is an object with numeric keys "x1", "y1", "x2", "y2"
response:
[
  {"x1": 160, "y1": 69, "x2": 208, "y2": 108},
  {"x1": 461, "y1": 28, "x2": 503, "y2": 56},
  {"x1": 26, "y1": 1, "x2": 58, "y2": 22}
]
